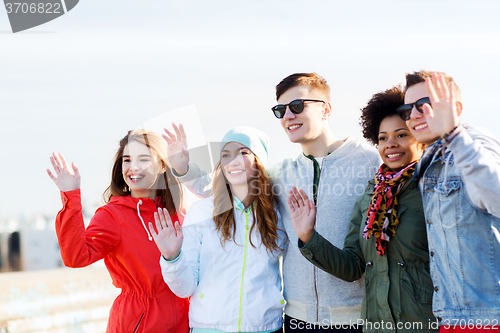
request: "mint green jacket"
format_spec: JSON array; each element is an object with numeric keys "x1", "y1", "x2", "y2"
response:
[{"x1": 300, "y1": 180, "x2": 437, "y2": 333}]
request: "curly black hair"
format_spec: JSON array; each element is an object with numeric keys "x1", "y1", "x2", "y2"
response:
[{"x1": 360, "y1": 86, "x2": 404, "y2": 145}]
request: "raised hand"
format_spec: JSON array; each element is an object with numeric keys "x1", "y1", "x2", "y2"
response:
[
  {"x1": 47, "y1": 152, "x2": 81, "y2": 192},
  {"x1": 149, "y1": 207, "x2": 183, "y2": 261},
  {"x1": 163, "y1": 122, "x2": 190, "y2": 175},
  {"x1": 423, "y1": 73, "x2": 461, "y2": 137},
  {"x1": 287, "y1": 187, "x2": 316, "y2": 244}
]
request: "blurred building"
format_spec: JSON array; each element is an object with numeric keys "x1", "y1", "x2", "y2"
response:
[{"x1": 0, "y1": 210, "x2": 94, "y2": 273}]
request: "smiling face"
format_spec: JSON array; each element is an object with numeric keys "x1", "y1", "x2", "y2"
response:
[
  {"x1": 404, "y1": 82, "x2": 441, "y2": 145},
  {"x1": 378, "y1": 115, "x2": 423, "y2": 172},
  {"x1": 122, "y1": 140, "x2": 164, "y2": 199},
  {"x1": 221, "y1": 142, "x2": 258, "y2": 188},
  {"x1": 277, "y1": 86, "x2": 329, "y2": 145}
]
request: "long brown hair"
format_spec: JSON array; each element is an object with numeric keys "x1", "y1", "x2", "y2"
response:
[
  {"x1": 103, "y1": 129, "x2": 183, "y2": 216},
  {"x1": 212, "y1": 155, "x2": 282, "y2": 254}
]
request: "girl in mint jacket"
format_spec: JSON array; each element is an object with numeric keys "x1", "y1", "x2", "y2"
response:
[{"x1": 150, "y1": 127, "x2": 286, "y2": 333}]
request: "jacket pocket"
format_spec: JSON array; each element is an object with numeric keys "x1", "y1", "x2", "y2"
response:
[
  {"x1": 401, "y1": 264, "x2": 433, "y2": 304},
  {"x1": 399, "y1": 264, "x2": 435, "y2": 325},
  {"x1": 434, "y1": 179, "x2": 461, "y2": 199},
  {"x1": 133, "y1": 313, "x2": 144, "y2": 333},
  {"x1": 408, "y1": 281, "x2": 433, "y2": 305},
  {"x1": 108, "y1": 293, "x2": 146, "y2": 333},
  {"x1": 267, "y1": 284, "x2": 286, "y2": 311},
  {"x1": 434, "y1": 177, "x2": 462, "y2": 228}
]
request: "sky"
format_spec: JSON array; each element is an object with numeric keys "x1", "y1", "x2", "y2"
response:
[{"x1": 1, "y1": 0, "x2": 500, "y2": 220}]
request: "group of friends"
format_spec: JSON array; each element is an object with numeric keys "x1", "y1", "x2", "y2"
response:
[{"x1": 47, "y1": 71, "x2": 500, "y2": 333}]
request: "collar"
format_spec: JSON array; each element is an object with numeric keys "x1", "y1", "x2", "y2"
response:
[
  {"x1": 413, "y1": 139, "x2": 446, "y2": 183},
  {"x1": 299, "y1": 137, "x2": 353, "y2": 162},
  {"x1": 303, "y1": 151, "x2": 331, "y2": 161},
  {"x1": 233, "y1": 196, "x2": 252, "y2": 213}
]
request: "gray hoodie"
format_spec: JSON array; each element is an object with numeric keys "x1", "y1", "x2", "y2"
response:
[{"x1": 268, "y1": 138, "x2": 380, "y2": 325}]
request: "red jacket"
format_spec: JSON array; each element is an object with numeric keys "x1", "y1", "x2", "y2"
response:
[{"x1": 56, "y1": 189, "x2": 189, "y2": 333}]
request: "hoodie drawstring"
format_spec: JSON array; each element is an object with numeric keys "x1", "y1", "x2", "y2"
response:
[{"x1": 137, "y1": 200, "x2": 153, "y2": 241}]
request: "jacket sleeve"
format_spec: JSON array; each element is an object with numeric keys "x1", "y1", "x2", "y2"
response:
[
  {"x1": 445, "y1": 126, "x2": 500, "y2": 218},
  {"x1": 159, "y1": 218, "x2": 203, "y2": 298},
  {"x1": 55, "y1": 190, "x2": 121, "y2": 268},
  {"x1": 299, "y1": 198, "x2": 366, "y2": 282},
  {"x1": 174, "y1": 162, "x2": 213, "y2": 198}
]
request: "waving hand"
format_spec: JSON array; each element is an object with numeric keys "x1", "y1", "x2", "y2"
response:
[
  {"x1": 423, "y1": 73, "x2": 461, "y2": 137},
  {"x1": 163, "y1": 123, "x2": 190, "y2": 175},
  {"x1": 149, "y1": 208, "x2": 183, "y2": 261},
  {"x1": 47, "y1": 152, "x2": 81, "y2": 192},
  {"x1": 288, "y1": 187, "x2": 316, "y2": 244}
]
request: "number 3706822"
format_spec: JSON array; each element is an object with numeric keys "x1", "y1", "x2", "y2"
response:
[
  {"x1": 443, "y1": 319, "x2": 499, "y2": 329},
  {"x1": 5, "y1": 3, "x2": 61, "y2": 14}
]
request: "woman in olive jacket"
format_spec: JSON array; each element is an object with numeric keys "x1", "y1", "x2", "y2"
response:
[{"x1": 288, "y1": 86, "x2": 437, "y2": 333}]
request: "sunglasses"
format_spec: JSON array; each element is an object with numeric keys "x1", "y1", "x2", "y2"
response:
[
  {"x1": 271, "y1": 99, "x2": 325, "y2": 119},
  {"x1": 396, "y1": 97, "x2": 431, "y2": 121}
]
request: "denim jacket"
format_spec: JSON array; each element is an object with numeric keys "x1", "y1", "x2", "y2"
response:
[{"x1": 417, "y1": 125, "x2": 500, "y2": 326}]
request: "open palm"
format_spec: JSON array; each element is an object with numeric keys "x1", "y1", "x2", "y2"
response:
[
  {"x1": 423, "y1": 73, "x2": 460, "y2": 137},
  {"x1": 47, "y1": 152, "x2": 81, "y2": 192},
  {"x1": 149, "y1": 207, "x2": 183, "y2": 261},
  {"x1": 163, "y1": 123, "x2": 190, "y2": 175},
  {"x1": 287, "y1": 187, "x2": 316, "y2": 244}
]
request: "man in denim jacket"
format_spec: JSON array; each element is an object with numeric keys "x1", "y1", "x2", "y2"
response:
[{"x1": 399, "y1": 70, "x2": 500, "y2": 329}]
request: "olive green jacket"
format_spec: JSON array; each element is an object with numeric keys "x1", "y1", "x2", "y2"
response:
[{"x1": 299, "y1": 180, "x2": 438, "y2": 333}]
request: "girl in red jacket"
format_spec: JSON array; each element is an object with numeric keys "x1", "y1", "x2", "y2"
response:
[{"x1": 47, "y1": 129, "x2": 190, "y2": 333}]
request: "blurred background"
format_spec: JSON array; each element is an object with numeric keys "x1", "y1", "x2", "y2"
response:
[{"x1": 1, "y1": 0, "x2": 500, "y2": 331}]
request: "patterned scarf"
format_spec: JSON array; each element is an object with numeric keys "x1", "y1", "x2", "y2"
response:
[{"x1": 362, "y1": 161, "x2": 417, "y2": 256}]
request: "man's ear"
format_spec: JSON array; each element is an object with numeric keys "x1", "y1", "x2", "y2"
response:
[
  {"x1": 455, "y1": 101, "x2": 463, "y2": 117},
  {"x1": 322, "y1": 101, "x2": 332, "y2": 120}
]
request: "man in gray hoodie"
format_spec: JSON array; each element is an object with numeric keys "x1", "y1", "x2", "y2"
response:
[
  {"x1": 166, "y1": 73, "x2": 380, "y2": 332},
  {"x1": 269, "y1": 73, "x2": 379, "y2": 332}
]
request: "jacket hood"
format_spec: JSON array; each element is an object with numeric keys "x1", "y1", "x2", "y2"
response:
[
  {"x1": 109, "y1": 195, "x2": 162, "y2": 242},
  {"x1": 109, "y1": 195, "x2": 161, "y2": 211}
]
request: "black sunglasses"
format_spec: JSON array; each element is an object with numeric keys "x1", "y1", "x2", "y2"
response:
[
  {"x1": 396, "y1": 97, "x2": 431, "y2": 121},
  {"x1": 271, "y1": 99, "x2": 325, "y2": 119}
]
